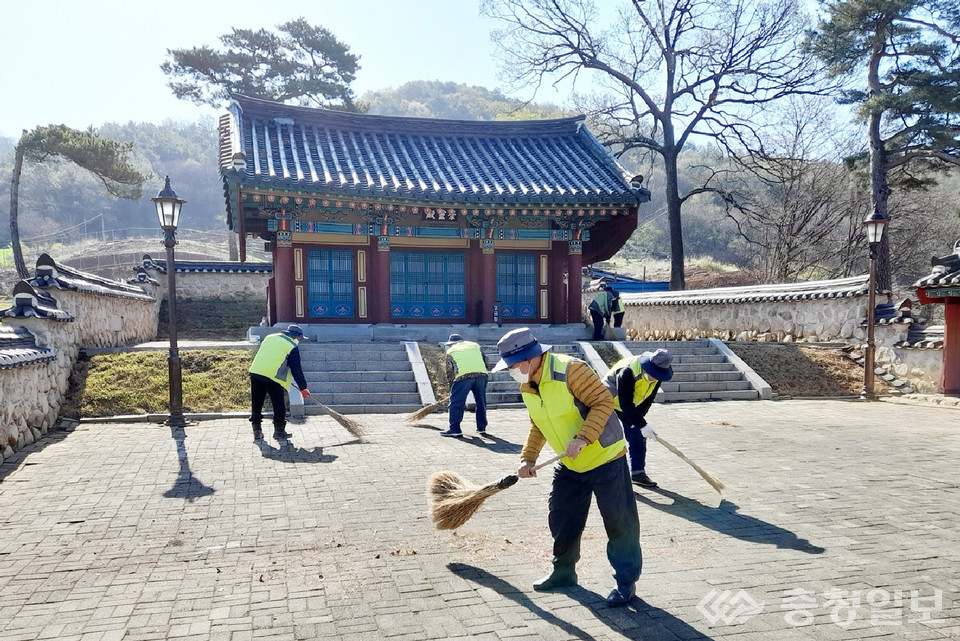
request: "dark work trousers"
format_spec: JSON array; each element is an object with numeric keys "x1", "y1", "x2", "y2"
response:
[
  {"x1": 449, "y1": 375, "x2": 488, "y2": 432},
  {"x1": 617, "y1": 413, "x2": 648, "y2": 472},
  {"x1": 590, "y1": 308, "x2": 607, "y2": 340},
  {"x1": 613, "y1": 313, "x2": 624, "y2": 328},
  {"x1": 547, "y1": 455, "x2": 641, "y2": 590},
  {"x1": 250, "y1": 373, "x2": 288, "y2": 431}
]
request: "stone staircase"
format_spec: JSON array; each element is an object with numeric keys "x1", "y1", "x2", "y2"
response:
[
  {"x1": 620, "y1": 339, "x2": 767, "y2": 401},
  {"x1": 297, "y1": 342, "x2": 423, "y2": 414},
  {"x1": 481, "y1": 342, "x2": 586, "y2": 408}
]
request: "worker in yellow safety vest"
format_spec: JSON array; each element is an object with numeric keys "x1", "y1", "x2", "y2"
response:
[
  {"x1": 492, "y1": 327, "x2": 640, "y2": 607},
  {"x1": 440, "y1": 334, "x2": 489, "y2": 437},
  {"x1": 603, "y1": 349, "x2": 673, "y2": 488},
  {"x1": 249, "y1": 324, "x2": 310, "y2": 441},
  {"x1": 588, "y1": 284, "x2": 624, "y2": 340}
]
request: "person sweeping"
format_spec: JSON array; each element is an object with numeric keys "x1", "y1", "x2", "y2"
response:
[
  {"x1": 248, "y1": 324, "x2": 310, "y2": 441},
  {"x1": 603, "y1": 349, "x2": 673, "y2": 488},
  {"x1": 491, "y1": 327, "x2": 641, "y2": 607},
  {"x1": 439, "y1": 334, "x2": 489, "y2": 437}
]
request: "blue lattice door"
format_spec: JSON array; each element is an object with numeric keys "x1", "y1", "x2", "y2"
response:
[
  {"x1": 307, "y1": 249, "x2": 355, "y2": 318},
  {"x1": 390, "y1": 251, "x2": 466, "y2": 319},
  {"x1": 497, "y1": 254, "x2": 537, "y2": 319}
]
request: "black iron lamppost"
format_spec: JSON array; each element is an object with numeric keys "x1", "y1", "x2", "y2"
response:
[
  {"x1": 860, "y1": 211, "x2": 889, "y2": 400},
  {"x1": 153, "y1": 176, "x2": 187, "y2": 427}
]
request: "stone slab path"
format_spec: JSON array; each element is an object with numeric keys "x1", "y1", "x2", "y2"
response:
[{"x1": 1, "y1": 399, "x2": 957, "y2": 640}]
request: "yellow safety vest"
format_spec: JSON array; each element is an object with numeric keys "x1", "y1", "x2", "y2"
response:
[
  {"x1": 590, "y1": 291, "x2": 612, "y2": 315},
  {"x1": 522, "y1": 353, "x2": 625, "y2": 473},
  {"x1": 446, "y1": 341, "x2": 487, "y2": 378},
  {"x1": 249, "y1": 334, "x2": 297, "y2": 390},
  {"x1": 604, "y1": 356, "x2": 657, "y2": 412}
]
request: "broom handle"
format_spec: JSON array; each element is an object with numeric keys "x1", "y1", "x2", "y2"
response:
[{"x1": 530, "y1": 453, "x2": 565, "y2": 472}]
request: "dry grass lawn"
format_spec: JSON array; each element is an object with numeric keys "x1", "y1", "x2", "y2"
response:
[{"x1": 726, "y1": 343, "x2": 866, "y2": 397}]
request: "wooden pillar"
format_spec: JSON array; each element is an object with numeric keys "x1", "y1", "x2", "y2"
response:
[
  {"x1": 942, "y1": 300, "x2": 960, "y2": 395},
  {"x1": 481, "y1": 239, "x2": 496, "y2": 323},
  {"x1": 375, "y1": 235, "x2": 391, "y2": 323},
  {"x1": 549, "y1": 245, "x2": 567, "y2": 323},
  {"x1": 274, "y1": 217, "x2": 296, "y2": 322},
  {"x1": 567, "y1": 239, "x2": 583, "y2": 325}
]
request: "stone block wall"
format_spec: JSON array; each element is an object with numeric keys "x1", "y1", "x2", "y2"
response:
[
  {"x1": 1, "y1": 257, "x2": 159, "y2": 463},
  {"x1": 585, "y1": 276, "x2": 877, "y2": 344}
]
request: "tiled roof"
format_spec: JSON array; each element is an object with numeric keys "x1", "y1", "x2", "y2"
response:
[
  {"x1": 1, "y1": 282, "x2": 73, "y2": 323},
  {"x1": 28, "y1": 254, "x2": 154, "y2": 301},
  {"x1": 914, "y1": 242, "x2": 960, "y2": 288},
  {"x1": 621, "y1": 275, "x2": 875, "y2": 307},
  {"x1": 143, "y1": 257, "x2": 273, "y2": 274},
  {"x1": 0, "y1": 326, "x2": 56, "y2": 369},
  {"x1": 221, "y1": 95, "x2": 647, "y2": 207},
  {"x1": 895, "y1": 324, "x2": 944, "y2": 350}
]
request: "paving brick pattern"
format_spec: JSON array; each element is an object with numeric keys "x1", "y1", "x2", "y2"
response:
[{"x1": 1, "y1": 400, "x2": 958, "y2": 640}]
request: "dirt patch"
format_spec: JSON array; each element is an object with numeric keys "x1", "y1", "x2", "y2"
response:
[{"x1": 726, "y1": 342, "x2": 867, "y2": 397}]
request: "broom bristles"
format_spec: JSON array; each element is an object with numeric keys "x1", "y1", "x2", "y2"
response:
[
  {"x1": 309, "y1": 397, "x2": 366, "y2": 439},
  {"x1": 426, "y1": 470, "x2": 507, "y2": 530},
  {"x1": 405, "y1": 395, "x2": 451, "y2": 423},
  {"x1": 657, "y1": 437, "x2": 725, "y2": 494}
]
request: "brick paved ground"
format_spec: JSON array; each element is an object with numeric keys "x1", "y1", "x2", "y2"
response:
[{"x1": 1, "y1": 399, "x2": 958, "y2": 641}]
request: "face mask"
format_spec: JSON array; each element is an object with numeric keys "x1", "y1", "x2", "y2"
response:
[{"x1": 509, "y1": 367, "x2": 529, "y2": 384}]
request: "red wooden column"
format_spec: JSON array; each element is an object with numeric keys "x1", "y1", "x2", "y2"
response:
[
  {"x1": 481, "y1": 238, "x2": 496, "y2": 323},
  {"x1": 274, "y1": 214, "x2": 296, "y2": 322},
  {"x1": 375, "y1": 234, "x2": 391, "y2": 323},
  {"x1": 567, "y1": 239, "x2": 583, "y2": 325},
  {"x1": 942, "y1": 301, "x2": 960, "y2": 395}
]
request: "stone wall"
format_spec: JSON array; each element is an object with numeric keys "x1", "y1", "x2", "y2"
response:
[
  {"x1": 154, "y1": 271, "x2": 270, "y2": 302},
  {"x1": 0, "y1": 257, "x2": 159, "y2": 463},
  {"x1": 585, "y1": 276, "x2": 878, "y2": 343}
]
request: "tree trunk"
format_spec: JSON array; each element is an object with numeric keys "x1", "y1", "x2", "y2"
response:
[
  {"x1": 868, "y1": 114, "x2": 891, "y2": 293},
  {"x1": 867, "y1": 34, "x2": 892, "y2": 291},
  {"x1": 9, "y1": 144, "x2": 28, "y2": 279},
  {"x1": 663, "y1": 148, "x2": 685, "y2": 290}
]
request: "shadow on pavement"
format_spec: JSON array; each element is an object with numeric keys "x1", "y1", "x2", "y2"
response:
[
  {"x1": 447, "y1": 563, "x2": 594, "y2": 641},
  {"x1": 256, "y1": 438, "x2": 337, "y2": 464},
  {"x1": 163, "y1": 426, "x2": 215, "y2": 501},
  {"x1": 448, "y1": 562, "x2": 715, "y2": 640},
  {"x1": 637, "y1": 487, "x2": 825, "y2": 554}
]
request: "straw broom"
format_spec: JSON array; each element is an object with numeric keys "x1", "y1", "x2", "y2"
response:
[
  {"x1": 427, "y1": 453, "x2": 564, "y2": 530},
  {"x1": 404, "y1": 395, "x2": 451, "y2": 423},
  {"x1": 655, "y1": 436, "x2": 725, "y2": 494},
  {"x1": 304, "y1": 395, "x2": 366, "y2": 439}
]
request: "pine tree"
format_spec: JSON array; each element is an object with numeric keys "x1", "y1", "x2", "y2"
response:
[{"x1": 806, "y1": 0, "x2": 960, "y2": 289}]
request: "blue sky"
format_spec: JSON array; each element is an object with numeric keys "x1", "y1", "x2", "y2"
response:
[{"x1": 0, "y1": 0, "x2": 535, "y2": 139}]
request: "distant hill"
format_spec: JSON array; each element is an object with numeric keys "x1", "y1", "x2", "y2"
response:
[{"x1": 362, "y1": 80, "x2": 572, "y2": 121}]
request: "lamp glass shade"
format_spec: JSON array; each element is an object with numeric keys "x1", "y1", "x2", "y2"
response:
[
  {"x1": 155, "y1": 198, "x2": 182, "y2": 230},
  {"x1": 863, "y1": 218, "x2": 888, "y2": 245}
]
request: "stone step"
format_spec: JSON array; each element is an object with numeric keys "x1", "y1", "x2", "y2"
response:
[
  {"x1": 309, "y1": 392, "x2": 422, "y2": 405},
  {"x1": 302, "y1": 371, "x2": 415, "y2": 383},
  {"x1": 671, "y1": 371, "x2": 745, "y2": 383},
  {"x1": 661, "y1": 380, "x2": 754, "y2": 393},
  {"x1": 307, "y1": 381, "x2": 419, "y2": 394},
  {"x1": 662, "y1": 389, "x2": 761, "y2": 402},
  {"x1": 303, "y1": 359, "x2": 412, "y2": 372}
]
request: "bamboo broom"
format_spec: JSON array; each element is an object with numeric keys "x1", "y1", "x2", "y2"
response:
[
  {"x1": 304, "y1": 395, "x2": 366, "y2": 439},
  {"x1": 656, "y1": 436, "x2": 725, "y2": 494},
  {"x1": 427, "y1": 453, "x2": 564, "y2": 530},
  {"x1": 405, "y1": 395, "x2": 451, "y2": 423}
]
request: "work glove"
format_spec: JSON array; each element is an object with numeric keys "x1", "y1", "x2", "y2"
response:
[
  {"x1": 300, "y1": 389, "x2": 311, "y2": 399},
  {"x1": 565, "y1": 437, "x2": 587, "y2": 460},
  {"x1": 640, "y1": 425, "x2": 657, "y2": 441}
]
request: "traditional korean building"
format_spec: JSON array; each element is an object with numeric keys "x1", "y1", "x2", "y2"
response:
[{"x1": 218, "y1": 95, "x2": 650, "y2": 325}]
